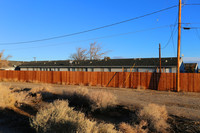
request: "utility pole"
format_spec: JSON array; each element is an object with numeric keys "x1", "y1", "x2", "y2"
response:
[
  {"x1": 177, "y1": 0, "x2": 182, "y2": 92},
  {"x1": 159, "y1": 43, "x2": 161, "y2": 73}
]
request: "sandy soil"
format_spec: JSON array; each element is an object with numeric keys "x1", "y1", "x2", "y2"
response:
[{"x1": 1, "y1": 81, "x2": 200, "y2": 121}]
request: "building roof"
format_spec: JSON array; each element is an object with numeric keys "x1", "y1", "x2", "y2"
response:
[
  {"x1": 8, "y1": 61, "x2": 25, "y2": 67},
  {"x1": 184, "y1": 63, "x2": 198, "y2": 73},
  {"x1": 184, "y1": 63, "x2": 198, "y2": 67},
  {"x1": 18, "y1": 57, "x2": 178, "y2": 68}
]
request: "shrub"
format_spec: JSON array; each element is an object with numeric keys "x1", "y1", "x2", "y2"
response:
[
  {"x1": 63, "y1": 87, "x2": 117, "y2": 111},
  {"x1": 119, "y1": 121, "x2": 148, "y2": 133},
  {"x1": 74, "y1": 86, "x2": 89, "y2": 96},
  {"x1": 0, "y1": 84, "x2": 16, "y2": 109},
  {"x1": 89, "y1": 90, "x2": 117, "y2": 110},
  {"x1": 95, "y1": 122, "x2": 118, "y2": 133},
  {"x1": 139, "y1": 103, "x2": 170, "y2": 132},
  {"x1": 30, "y1": 85, "x2": 52, "y2": 94},
  {"x1": 0, "y1": 84, "x2": 42, "y2": 109},
  {"x1": 30, "y1": 100, "x2": 118, "y2": 133}
]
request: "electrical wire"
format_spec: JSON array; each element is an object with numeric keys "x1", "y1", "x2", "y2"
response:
[
  {"x1": 162, "y1": 17, "x2": 178, "y2": 49},
  {"x1": 184, "y1": 4, "x2": 200, "y2": 6},
  {"x1": 182, "y1": 22, "x2": 200, "y2": 24},
  {"x1": 0, "y1": 5, "x2": 178, "y2": 45},
  {"x1": 171, "y1": 27, "x2": 177, "y2": 56},
  {"x1": 186, "y1": 27, "x2": 200, "y2": 29},
  {"x1": 5, "y1": 24, "x2": 174, "y2": 51}
]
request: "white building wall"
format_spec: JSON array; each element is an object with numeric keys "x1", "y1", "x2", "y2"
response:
[
  {"x1": 172, "y1": 67, "x2": 176, "y2": 73},
  {"x1": 138, "y1": 68, "x2": 155, "y2": 72},
  {"x1": 21, "y1": 68, "x2": 28, "y2": 71},
  {"x1": 111, "y1": 68, "x2": 121, "y2": 72},
  {"x1": 88, "y1": 68, "x2": 94, "y2": 72},
  {"x1": 94, "y1": 68, "x2": 101, "y2": 72},
  {"x1": 130, "y1": 68, "x2": 137, "y2": 72},
  {"x1": 60, "y1": 68, "x2": 69, "y2": 71},
  {"x1": 28, "y1": 68, "x2": 33, "y2": 71}
]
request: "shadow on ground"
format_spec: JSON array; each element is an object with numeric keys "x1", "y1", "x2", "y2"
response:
[{"x1": 0, "y1": 108, "x2": 35, "y2": 133}]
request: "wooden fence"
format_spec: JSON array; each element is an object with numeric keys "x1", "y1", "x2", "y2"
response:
[{"x1": 0, "y1": 70, "x2": 199, "y2": 92}]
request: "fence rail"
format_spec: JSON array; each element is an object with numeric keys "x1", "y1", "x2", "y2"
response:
[{"x1": 0, "y1": 70, "x2": 199, "y2": 92}]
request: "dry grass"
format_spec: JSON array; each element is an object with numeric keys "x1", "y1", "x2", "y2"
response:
[
  {"x1": 0, "y1": 84, "x2": 16, "y2": 109},
  {"x1": 139, "y1": 103, "x2": 170, "y2": 132},
  {"x1": 137, "y1": 86, "x2": 146, "y2": 90},
  {"x1": 119, "y1": 122, "x2": 148, "y2": 133},
  {"x1": 119, "y1": 103, "x2": 169, "y2": 133},
  {"x1": 30, "y1": 100, "x2": 118, "y2": 133},
  {"x1": 0, "y1": 84, "x2": 42, "y2": 109},
  {"x1": 74, "y1": 86, "x2": 89, "y2": 96},
  {"x1": 30, "y1": 85, "x2": 52, "y2": 94},
  {"x1": 13, "y1": 78, "x2": 19, "y2": 82},
  {"x1": 63, "y1": 87, "x2": 117, "y2": 111},
  {"x1": 89, "y1": 90, "x2": 117, "y2": 110}
]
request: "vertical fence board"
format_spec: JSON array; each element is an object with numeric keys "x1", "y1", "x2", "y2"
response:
[
  {"x1": 119, "y1": 72, "x2": 124, "y2": 88},
  {"x1": 114, "y1": 72, "x2": 119, "y2": 88},
  {"x1": 140, "y1": 72, "x2": 146, "y2": 89},
  {"x1": 97, "y1": 72, "x2": 102, "y2": 86},
  {"x1": 83, "y1": 72, "x2": 88, "y2": 85},
  {"x1": 188, "y1": 73, "x2": 193, "y2": 92},
  {"x1": 132, "y1": 72, "x2": 137, "y2": 89},
  {"x1": 147, "y1": 72, "x2": 152, "y2": 89}
]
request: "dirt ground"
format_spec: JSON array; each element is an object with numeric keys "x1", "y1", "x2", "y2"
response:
[{"x1": 1, "y1": 81, "x2": 200, "y2": 121}]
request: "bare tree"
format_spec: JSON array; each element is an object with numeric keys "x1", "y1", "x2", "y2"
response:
[
  {"x1": 0, "y1": 50, "x2": 12, "y2": 68},
  {"x1": 88, "y1": 42, "x2": 108, "y2": 60},
  {"x1": 70, "y1": 48, "x2": 88, "y2": 60}
]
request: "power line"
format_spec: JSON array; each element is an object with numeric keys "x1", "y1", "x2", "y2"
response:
[
  {"x1": 171, "y1": 26, "x2": 177, "y2": 56},
  {"x1": 162, "y1": 17, "x2": 178, "y2": 49},
  {"x1": 0, "y1": 5, "x2": 178, "y2": 45},
  {"x1": 184, "y1": 4, "x2": 200, "y2": 6},
  {"x1": 182, "y1": 22, "x2": 200, "y2": 24},
  {"x1": 5, "y1": 24, "x2": 174, "y2": 51}
]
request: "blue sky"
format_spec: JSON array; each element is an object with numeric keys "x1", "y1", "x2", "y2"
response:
[{"x1": 0, "y1": 0, "x2": 200, "y2": 63}]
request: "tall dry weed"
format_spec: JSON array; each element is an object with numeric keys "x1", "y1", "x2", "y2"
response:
[
  {"x1": 30, "y1": 100, "x2": 118, "y2": 133},
  {"x1": 119, "y1": 121, "x2": 148, "y2": 133},
  {"x1": 139, "y1": 103, "x2": 170, "y2": 132},
  {"x1": 30, "y1": 85, "x2": 52, "y2": 94},
  {"x1": 0, "y1": 84, "x2": 42, "y2": 109},
  {"x1": 63, "y1": 87, "x2": 117, "y2": 111},
  {"x1": 0, "y1": 84, "x2": 16, "y2": 109},
  {"x1": 89, "y1": 90, "x2": 117, "y2": 110}
]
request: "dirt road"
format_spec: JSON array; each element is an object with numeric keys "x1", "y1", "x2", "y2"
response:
[{"x1": 1, "y1": 81, "x2": 200, "y2": 120}]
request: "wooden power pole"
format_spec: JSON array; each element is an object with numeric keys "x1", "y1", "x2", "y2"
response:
[
  {"x1": 159, "y1": 44, "x2": 161, "y2": 73},
  {"x1": 177, "y1": 0, "x2": 182, "y2": 92}
]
